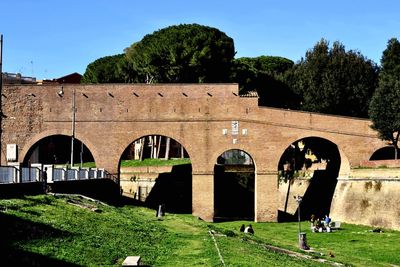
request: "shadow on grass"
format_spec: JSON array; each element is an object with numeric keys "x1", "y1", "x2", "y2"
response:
[
  {"x1": 0, "y1": 212, "x2": 78, "y2": 267},
  {"x1": 1, "y1": 248, "x2": 80, "y2": 267},
  {"x1": 0, "y1": 182, "x2": 44, "y2": 199},
  {"x1": 51, "y1": 179, "x2": 121, "y2": 205}
]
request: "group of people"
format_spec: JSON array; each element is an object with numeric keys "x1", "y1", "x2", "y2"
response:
[
  {"x1": 240, "y1": 224, "x2": 254, "y2": 234},
  {"x1": 310, "y1": 214, "x2": 332, "y2": 233}
]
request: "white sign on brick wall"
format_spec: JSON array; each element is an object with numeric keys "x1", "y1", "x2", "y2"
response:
[
  {"x1": 7, "y1": 144, "x2": 17, "y2": 161},
  {"x1": 231, "y1": 120, "x2": 239, "y2": 135}
]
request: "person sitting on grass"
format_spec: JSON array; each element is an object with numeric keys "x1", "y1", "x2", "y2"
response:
[
  {"x1": 324, "y1": 215, "x2": 331, "y2": 226},
  {"x1": 313, "y1": 218, "x2": 324, "y2": 233},
  {"x1": 324, "y1": 215, "x2": 332, "y2": 232},
  {"x1": 244, "y1": 224, "x2": 254, "y2": 234},
  {"x1": 310, "y1": 214, "x2": 316, "y2": 231}
]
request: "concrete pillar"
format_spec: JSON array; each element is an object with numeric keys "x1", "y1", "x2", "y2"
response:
[
  {"x1": 192, "y1": 172, "x2": 214, "y2": 222},
  {"x1": 255, "y1": 171, "x2": 278, "y2": 222}
]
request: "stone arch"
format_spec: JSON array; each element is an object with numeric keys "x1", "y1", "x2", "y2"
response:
[
  {"x1": 114, "y1": 130, "x2": 194, "y2": 173},
  {"x1": 20, "y1": 129, "x2": 99, "y2": 166},
  {"x1": 213, "y1": 148, "x2": 256, "y2": 221},
  {"x1": 275, "y1": 135, "x2": 350, "y2": 177},
  {"x1": 370, "y1": 146, "x2": 399, "y2": 160},
  {"x1": 277, "y1": 136, "x2": 345, "y2": 221},
  {"x1": 210, "y1": 145, "x2": 259, "y2": 173}
]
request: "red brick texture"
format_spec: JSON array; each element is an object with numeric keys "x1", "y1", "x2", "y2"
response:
[{"x1": 1, "y1": 84, "x2": 386, "y2": 221}]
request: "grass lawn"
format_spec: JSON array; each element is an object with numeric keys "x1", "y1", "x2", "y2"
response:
[
  {"x1": 56, "y1": 158, "x2": 191, "y2": 169},
  {"x1": 215, "y1": 221, "x2": 400, "y2": 267},
  {"x1": 0, "y1": 195, "x2": 399, "y2": 266},
  {"x1": 120, "y1": 158, "x2": 191, "y2": 167},
  {"x1": 55, "y1": 162, "x2": 97, "y2": 169}
]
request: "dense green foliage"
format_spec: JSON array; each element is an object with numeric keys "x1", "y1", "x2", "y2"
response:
[
  {"x1": 289, "y1": 39, "x2": 379, "y2": 117},
  {"x1": 232, "y1": 56, "x2": 298, "y2": 108},
  {"x1": 81, "y1": 54, "x2": 128, "y2": 83},
  {"x1": 1, "y1": 195, "x2": 399, "y2": 266},
  {"x1": 124, "y1": 24, "x2": 235, "y2": 83},
  {"x1": 369, "y1": 38, "x2": 400, "y2": 159},
  {"x1": 80, "y1": 24, "x2": 387, "y2": 118},
  {"x1": 380, "y1": 38, "x2": 400, "y2": 79}
]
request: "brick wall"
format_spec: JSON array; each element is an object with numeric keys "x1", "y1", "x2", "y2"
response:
[
  {"x1": 0, "y1": 83, "x2": 388, "y2": 222},
  {"x1": 330, "y1": 173, "x2": 400, "y2": 230}
]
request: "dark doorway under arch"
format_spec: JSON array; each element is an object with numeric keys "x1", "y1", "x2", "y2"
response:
[
  {"x1": 278, "y1": 137, "x2": 341, "y2": 221},
  {"x1": 23, "y1": 135, "x2": 94, "y2": 166},
  {"x1": 119, "y1": 135, "x2": 192, "y2": 214},
  {"x1": 370, "y1": 146, "x2": 399, "y2": 160},
  {"x1": 214, "y1": 149, "x2": 255, "y2": 221}
]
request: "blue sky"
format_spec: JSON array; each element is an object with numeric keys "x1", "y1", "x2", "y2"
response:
[{"x1": 1, "y1": 0, "x2": 399, "y2": 80}]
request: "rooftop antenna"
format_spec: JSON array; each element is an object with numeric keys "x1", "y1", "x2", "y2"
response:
[{"x1": 30, "y1": 60, "x2": 34, "y2": 77}]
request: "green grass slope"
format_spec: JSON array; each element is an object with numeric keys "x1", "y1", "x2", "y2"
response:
[{"x1": 0, "y1": 195, "x2": 399, "y2": 266}]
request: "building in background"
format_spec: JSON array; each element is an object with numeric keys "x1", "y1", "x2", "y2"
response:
[
  {"x1": 2, "y1": 72, "x2": 36, "y2": 84},
  {"x1": 2, "y1": 72, "x2": 82, "y2": 85}
]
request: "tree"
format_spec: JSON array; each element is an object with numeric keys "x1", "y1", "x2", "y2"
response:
[
  {"x1": 380, "y1": 38, "x2": 400, "y2": 79},
  {"x1": 232, "y1": 57, "x2": 259, "y2": 94},
  {"x1": 124, "y1": 24, "x2": 235, "y2": 83},
  {"x1": 290, "y1": 39, "x2": 379, "y2": 117},
  {"x1": 81, "y1": 54, "x2": 131, "y2": 84},
  {"x1": 232, "y1": 56, "x2": 298, "y2": 108},
  {"x1": 369, "y1": 38, "x2": 400, "y2": 159},
  {"x1": 233, "y1": 56, "x2": 293, "y2": 92}
]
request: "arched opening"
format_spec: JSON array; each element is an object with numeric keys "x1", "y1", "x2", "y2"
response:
[
  {"x1": 277, "y1": 137, "x2": 340, "y2": 221},
  {"x1": 214, "y1": 149, "x2": 255, "y2": 221},
  {"x1": 23, "y1": 135, "x2": 95, "y2": 167},
  {"x1": 119, "y1": 135, "x2": 192, "y2": 214},
  {"x1": 370, "y1": 146, "x2": 400, "y2": 160}
]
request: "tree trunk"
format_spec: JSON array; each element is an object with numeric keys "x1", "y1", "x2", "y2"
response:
[
  {"x1": 156, "y1": 136, "x2": 162, "y2": 159},
  {"x1": 164, "y1": 137, "x2": 171, "y2": 160},
  {"x1": 180, "y1": 144, "x2": 184, "y2": 158},
  {"x1": 284, "y1": 180, "x2": 291, "y2": 213},
  {"x1": 153, "y1": 136, "x2": 158, "y2": 159},
  {"x1": 139, "y1": 138, "x2": 145, "y2": 161},
  {"x1": 394, "y1": 132, "x2": 399, "y2": 160},
  {"x1": 149, "y1": 136, "x2": 153, "y2": 159},
  {"x1": 133, "y1": 140, "x2": 140, "y2": 160},
  {"x1": 150, "y1": 136, "x2": 158, "y2": 159}
]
